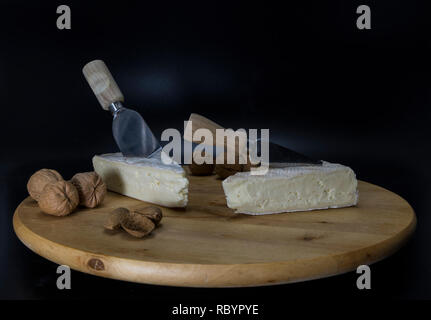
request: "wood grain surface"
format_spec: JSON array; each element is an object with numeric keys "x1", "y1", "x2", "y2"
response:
[{"x1": 13, "y1": 175, "x2": 416, "y2": 287}]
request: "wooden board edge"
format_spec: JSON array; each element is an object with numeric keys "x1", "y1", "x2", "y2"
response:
[{"x1": 12, "y1": 199, "x2": 417, "y2": 288}]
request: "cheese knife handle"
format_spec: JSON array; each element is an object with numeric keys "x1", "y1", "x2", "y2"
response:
[{"x1": 82, "y1": 60, "x2": 124, "y2": 111}]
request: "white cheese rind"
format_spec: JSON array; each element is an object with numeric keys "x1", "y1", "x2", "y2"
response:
[
  {"x1": 222, "y1": 162, "x2": 358, "y2": 215},
  {"x1": 92, "y1": 153, "x2": 188, "y2": 207}
]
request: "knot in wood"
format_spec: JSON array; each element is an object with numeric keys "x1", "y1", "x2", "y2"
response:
[{"x1": 88, "y1": 258, "x2": 105, "y2": 271}]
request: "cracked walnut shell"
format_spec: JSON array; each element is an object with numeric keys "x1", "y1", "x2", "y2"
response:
[
  {"x1": 133, "y1": 206, "x2": 163, "y2": 225},
  {"x1": 38, "y1": 180, "x2": 79, "y2": 216},
  {"x1": 121, "y1": 211, "x2": 156, "y2": 238},
  {"x1": 70, "y1": 172, "x2": 107, "y2": 208},
  {"x1": 27, "y1": 169, "x2": 63, "y2": 201},
  {"x1": 104, "y1": 207, "x2": 129, "y2": 230}
]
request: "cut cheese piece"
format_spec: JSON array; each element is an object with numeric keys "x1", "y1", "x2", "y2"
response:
[
  {"x1": 222, "y1": 162, "x2": 358, "y2": 215},
  {"x1": 93, "y1": 152, "x2": 188, "y2": 207}
]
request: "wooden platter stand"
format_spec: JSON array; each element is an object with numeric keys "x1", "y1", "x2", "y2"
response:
[{"x1": 13, "y1": 173, "x2": 416, "y2": 287}]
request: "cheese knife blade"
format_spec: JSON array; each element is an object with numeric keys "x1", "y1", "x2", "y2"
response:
[
  {"x1": 83, "y1": 60, "x2": 160, "y2": 157},
  {"x1": 184, "y1": 113, "x2": 322, "y2": 166},
  {"x1": 253, "y1": 138, "x2": 322, "y2": 166}
]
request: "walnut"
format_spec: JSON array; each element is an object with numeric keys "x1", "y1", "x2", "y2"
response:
[
  {"x1": 104, "y1": 207, "x2": 129, "y2": 230},
  {"x1": 133, "y1": 206, "x2": 163, "y2": 226},
  {"x1": 27, "y1": 169, "x2": 63, "y2": 201},
  {"x1": 215, "y1": 150, "x2": 251, "y2": 179},
  {"x1": 121, "y1": 211, "x2": 155, "y2": 238},
  {"x1": 190, "y1": 161, "x2": 215, "y2": 176},
  {"x1": 38, "y1": 181, "x2": 79, "y2": 216},
  {"x1": 189, "y1": 149, "x2": 215, "y2": 176},
  {"x1": 104, "y1": 206, "x2": 163, "y2": 238},
  {"x1": 215, "y1": 163, "x2": 244, "y2": 179},
  {"x1": 70, "y1": 172, "x2": 106, "y2": 208}
]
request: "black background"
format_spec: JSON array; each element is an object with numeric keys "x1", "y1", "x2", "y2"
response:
[{"x1": 0, "y1": 0, "x2": 430, "y2": 305}]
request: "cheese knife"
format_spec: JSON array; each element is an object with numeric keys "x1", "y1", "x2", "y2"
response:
[
  {"x1": 184, "y1": 113, "x2": 322, "y2": 166},
  {"x1": 82, "y1": 60, "x2": 160, "y2": 157}
]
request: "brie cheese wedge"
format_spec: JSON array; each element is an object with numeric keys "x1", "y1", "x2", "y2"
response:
[
  {"x1": 93, "y1": 153, "x2": 188, "y2": 207},
  {"x1": 222, "y1": 162, "x2": 358, "y2": 215}
]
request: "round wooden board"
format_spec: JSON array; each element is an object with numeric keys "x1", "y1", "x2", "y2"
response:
[{"x1": 13, "y1": 176, "x2": 416, "y2": 287}]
